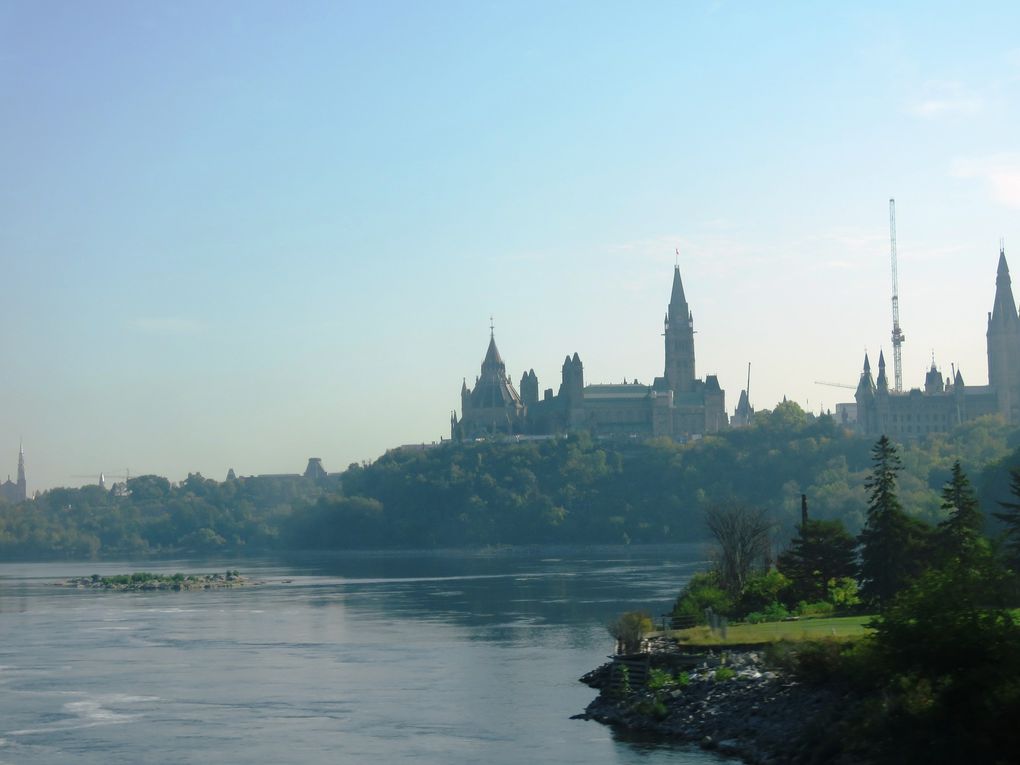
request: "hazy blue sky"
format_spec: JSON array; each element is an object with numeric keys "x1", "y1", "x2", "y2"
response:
[{"x1": 3, "y1": 1, "x2": 1020, "y2": 490}]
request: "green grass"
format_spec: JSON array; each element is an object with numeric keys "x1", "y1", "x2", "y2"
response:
[{"x1": 667, "y1": 615, "x2": 874, "y2": 646}]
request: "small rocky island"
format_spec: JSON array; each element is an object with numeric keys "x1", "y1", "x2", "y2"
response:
[
  {"x1": 576, "y1": 636, "x2": 855, "y2": 765},
  {"x1": 61, "y1": 570, "x2": 253, "y2": 591}
]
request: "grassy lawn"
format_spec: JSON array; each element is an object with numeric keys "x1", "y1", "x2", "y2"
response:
[{"x1": 666, "y1": 615, "x2": 874, "y2": 646}]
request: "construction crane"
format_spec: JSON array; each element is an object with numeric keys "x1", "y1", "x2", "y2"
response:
[
  {"x1": 814, "y1": 381, "x2": 856, "y2": 390},
  {"x1": 889, "y1": 199, "x2": 906, "y2": 392}
]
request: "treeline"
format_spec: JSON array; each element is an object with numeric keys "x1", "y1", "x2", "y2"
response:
[
  {"x1": 2, "y1": 403, "x2": 1020, "y2": 559},
  {"x1": 666, "y1": 435, "x2": 1020, "y2": 764},
  {"x1": 0, "y1": 473, "x2": 326, "y2": 559}
]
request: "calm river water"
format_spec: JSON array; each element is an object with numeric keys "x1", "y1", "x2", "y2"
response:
[{"x1": 0, "y1": 546, "x2": 730, "y2": 764}]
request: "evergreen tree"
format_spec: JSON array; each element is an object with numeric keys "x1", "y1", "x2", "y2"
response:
[
  {"x1": 776, "y1": 518, "x2": 857, "y2": 603},
  {"x1": 936, "y1": 460, "x2": 983, "y2": 564},
  {"x1": 858, "y1": 436, "x2": 932, "y2": 609},
  {"x1": 993, "y1": 466, "x2": 1020, "y2": 572}
]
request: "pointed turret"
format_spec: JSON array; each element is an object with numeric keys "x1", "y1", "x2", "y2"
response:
[
  {"x1": 855, "y1": 353, "x2": 877, "y2": 435},
  {"x1": 924, "y1": 359, "x2": 944, "y2": 393},
  {"x1": 876, "y1": 351, "x2": 889, "y2": 393},
  {"x1": 520, "y1": 369, "x2": 539, "y2": 407},
  {"x1": 481, "y1": 334, "x2": 506, "y2": 376},
  {"x1": 954, "y1": 369, "x2": 965, "y2": 388},
  {"x1": 856, "y1": 353, "x2": 876, "y2": 399}
]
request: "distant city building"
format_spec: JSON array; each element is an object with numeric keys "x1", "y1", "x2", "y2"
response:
[
  {"x1": 854, "y1": 248, "x2": 1014, "y2": 437},
  {"x1": 452, "y1": 265, "x2": 732, "y2": 440},
  {"x1": 0, "y1": 443, "x2": 27, "y2": 503}
]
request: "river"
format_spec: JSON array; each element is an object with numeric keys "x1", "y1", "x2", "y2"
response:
[{"x1": 0, "y1": 546, "x2": 729, "y2": 764}]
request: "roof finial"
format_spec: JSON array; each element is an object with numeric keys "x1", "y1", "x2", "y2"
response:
[
  {"x1": 489, "y1": 315, "x2": 494, "y2": 338},
  {"x1": 675, "y1": 247, "x2": 679, "y2": 267}
]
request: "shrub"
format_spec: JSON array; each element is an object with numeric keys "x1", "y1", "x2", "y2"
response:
[
  {"x1": 608, "y1": 611, "x2": 654, "y2": 654},
  {"x1": 714, "y1": 666, "x2": 736, "y2": 682},
  {"x1": 738, "y1": 570, "x2": 792, "y2": 615},
  {"x1": 648, "y1": 668, "x2": 673, "y2": 690},
  {"x1": 828, "y1": 577, "x2": 861, "y2": 610},
  {"x1": 673, "y1": 571, "x2": 733, "y2": 623},
  {"x1": 745, "y1": 601, "x2": 790, "y2": 623}
]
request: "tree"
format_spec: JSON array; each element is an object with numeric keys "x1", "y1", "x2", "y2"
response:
[
  {"x1": 858, "y1": 436, "x2": 932, "y2": 609},
  {"x1": 671, "y1": 571, "x2": 733, "y2": 622},
  {"x1": 993, "y1": 466, "x2": 1020, "y2": 572},
  {"x1": 705, "y1": 503, "x2": 773, "y2": 596},
  {"x1": 777, "y1": 518, "x2": 857, "y2": 604},
  {"x1": 936, "y1": 460, "x2": 983, "y2": 564},
  {"x1": 870, "y1": 549, "x2": 1020, "y2": 764}
]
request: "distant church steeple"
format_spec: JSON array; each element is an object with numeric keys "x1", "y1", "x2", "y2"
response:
[
  {"x1": 664, "y1": 263, "x2": 696, "y2": 393},
  {"x1": 17, "y1": 441, "x2": 26, "y2": 490}
]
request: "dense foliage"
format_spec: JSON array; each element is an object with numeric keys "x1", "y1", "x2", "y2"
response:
[
  {"x1": 1, "y1": 407, "x2": 1018, "y2": 559},
  {"x1": 671, "y1": 439, "x2": 1020, "y2": 765}
]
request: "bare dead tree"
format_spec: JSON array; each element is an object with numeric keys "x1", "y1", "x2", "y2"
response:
[{"x1": 705, "y1": 503, "x2": 774, "y2": 596}]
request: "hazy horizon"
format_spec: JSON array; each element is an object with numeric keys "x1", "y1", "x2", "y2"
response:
[{"x1": 4, "y1": 1, "x2": 1020, "y2": 491}]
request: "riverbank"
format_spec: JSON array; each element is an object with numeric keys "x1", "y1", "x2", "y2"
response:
[{"x1": 577, "y1": 638, "x2": 865, "y2": 765}]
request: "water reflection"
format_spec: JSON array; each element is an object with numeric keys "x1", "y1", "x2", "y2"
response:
[{"x1": 0, "y1": 546, "x2": 727, "y2": 765}]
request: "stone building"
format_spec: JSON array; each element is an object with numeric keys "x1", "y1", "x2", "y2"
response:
[
  {"x1": 854, "y1": 248, "x2": 1014, "y2": 437},
  {"x1": 452, "y1": 265, "x2": 728, "y2": 440},
  {"x1": 0, "y1": 443, "x2": 27, "y2": 503}
]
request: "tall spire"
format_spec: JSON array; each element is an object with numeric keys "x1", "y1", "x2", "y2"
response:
[
  {"x1": 991, "y1": 246, "x2": 1019, "y2": 325},
  {"x1": 668, "y1": 265, "x2": 689, "y2": 323},
  {"x1": 15, "y1": 441, "x2": 26, "y2": 500},
  {"x1": 664, "y1": 260, "x2": 696, "y2": 393},
  {"x1": 876, "y1": 350, "x2": 889, "y2": 393}
]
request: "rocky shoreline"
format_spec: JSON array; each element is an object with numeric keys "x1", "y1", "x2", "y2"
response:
[
  {"x1": 576, "y1": 638, "x2": 861, "y2": 765},
  {"x1": 59, "y1": 571, "x2": 254, "y2": 591}
]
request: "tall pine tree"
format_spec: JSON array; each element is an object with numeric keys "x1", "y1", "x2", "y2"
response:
[
  {"x1": 994, "y1": 466, "x2": 1020, "y2": 572},
  {"x1": 936, "y1": 460, "x2": 983, "y2": 564},
  {"x1": 777, "y1": 518, "x2": 856, "y2": 604},
  {"x1": 858, "y1": 436, "x2": 931, "y2": 609}
]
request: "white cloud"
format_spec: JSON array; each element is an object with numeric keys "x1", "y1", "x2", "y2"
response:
[
  {"x1": 952, "y1": 154, "x2": 1020, "y2": 210},
  {"x1": 908, "y1": 80, "x2": 983, "y2": 118},
  {"x1": 910, "y1": 97, "x2": 983, "y2": 118},
  {"x1": 132, "y1": 317, "x2": 204, "y2": 335}
]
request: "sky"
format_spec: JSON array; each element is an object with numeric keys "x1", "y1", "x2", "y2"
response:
[{"x1": 3, "y1": 1, "x2": 1020, "y2": 491}]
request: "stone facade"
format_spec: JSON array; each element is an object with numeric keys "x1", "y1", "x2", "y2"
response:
[
  {"x1": 452, "y1": 266, "x2": 728, "y2": 440},
  {"x1": 854, "y1": 249, "x2": 1015, "y2": 437}
]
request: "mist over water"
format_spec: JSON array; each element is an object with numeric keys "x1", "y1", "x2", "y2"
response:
[{"x1": 0, "y1": 546, "x2": 729, "y2": 764}]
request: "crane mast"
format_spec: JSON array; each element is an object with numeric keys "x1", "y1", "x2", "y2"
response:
[{"x1": 889, "y1": 199, "x2": 905, "y2": 392}]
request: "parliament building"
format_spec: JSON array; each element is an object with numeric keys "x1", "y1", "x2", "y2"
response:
[
  {"x1": 452, "y1": 265, "x2": 728, "y2": 440},
  {"x1": 854, "y1": 248, "x2": 1020, "y2": 437}
]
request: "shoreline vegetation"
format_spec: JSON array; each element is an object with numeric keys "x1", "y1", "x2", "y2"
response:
[
  {"x1": 59, "y1": 570, "x2": 253, "y2": 591},
  {"x1": 582, "y1": 438, "x2": 1020, "y2": 764}
]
